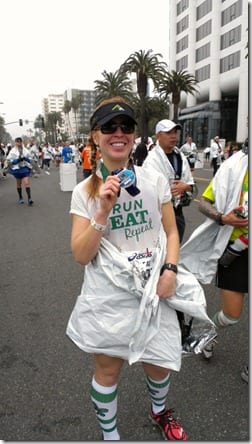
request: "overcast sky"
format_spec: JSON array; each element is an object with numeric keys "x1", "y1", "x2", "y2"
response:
[{"x1": 0, "y1": 0, "x2": 170, "y2": 139}]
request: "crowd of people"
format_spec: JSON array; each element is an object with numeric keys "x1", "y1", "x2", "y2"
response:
[
  {"x1": 0, "y1": 138, "x2": 92, "y2": 203},
  {"x1": 203, "y1": 137, "x2": 244, "y2": 176},
  {"x1": 0, "y1": 138, "x2": 84, "y2": 176},
  {"x1": 132, "y1": 132, "x2": 244, "y2": 179}
]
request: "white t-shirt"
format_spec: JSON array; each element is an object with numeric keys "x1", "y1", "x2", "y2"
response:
[
  {"x1": 68, "y1": 166, "x2": 183, "y2": 369},
  {"x1": 70, "y1": 166, "x2": 171, "y2": 286},
  {"x1": 180, "y1": 142, "x2": 197, "y2": 157}
]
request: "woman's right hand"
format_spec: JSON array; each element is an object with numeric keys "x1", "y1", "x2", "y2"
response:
[{"x1": 99, "y1": 175, "x2": 121, "y2": 215}]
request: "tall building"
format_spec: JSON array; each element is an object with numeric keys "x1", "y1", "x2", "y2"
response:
[
  {"x1": 42, "y1": 94, "x2": 64, "y2": 119},
  {"x1": 64, "y1": 89, "x2": 96, "y2": 140},
  {"x1": 169, "y1": 0, "x2": 248, "y2": 148}
]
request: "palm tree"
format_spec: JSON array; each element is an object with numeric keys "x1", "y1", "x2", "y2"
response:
[
  {"x1": 71, "y1": 94, "x2": 82, "y2": 137},
  {"x1": 94, "y1": 70, "x2": 134, "y2": 105},
  {"x1": 47, "y1": 111, "x2": 62, "y2": 144},
  {"x1": 63, "y1": 100, "x2": 72, "y2": 138},
  {"x1": 120, "y1": 49, "x2": 167, "y2": 140},
  {"x1": 0, "y1": 115, "x2": 9, "y2": 145},
  {"x1": 157, "y1": 69, "x2": 198, "y2": 123},
  {"x1": 131, "y1": 96, "x2": 170, "y2": 137}
]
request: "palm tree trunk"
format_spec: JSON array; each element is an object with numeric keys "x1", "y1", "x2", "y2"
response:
[
  {"x1": 173, "y1": 104, "x2": 179, "y2": 123},
  {"x1": 139, "y1": 94, "x2": 148, "y2": 141}
]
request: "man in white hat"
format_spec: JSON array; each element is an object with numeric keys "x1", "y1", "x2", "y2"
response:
[{"x1": 142, "y1": 119, "x2": 194, "y2": 243}]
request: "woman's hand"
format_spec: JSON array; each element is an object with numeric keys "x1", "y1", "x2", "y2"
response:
[
  {"x1": 99, "y1": 175, "x2": 121, "y2": 216},
  {"x1": 156, "y1": 270, "x2": 176, "y2": 299}
]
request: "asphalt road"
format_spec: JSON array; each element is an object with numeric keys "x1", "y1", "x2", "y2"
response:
[{"x1": 0, "y1": 161, "x2": 249, "y2": 442}]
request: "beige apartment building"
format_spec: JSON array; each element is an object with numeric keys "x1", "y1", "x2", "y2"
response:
[{"x1": 169, "y1": 0, "x2": 248, "y2": 148}]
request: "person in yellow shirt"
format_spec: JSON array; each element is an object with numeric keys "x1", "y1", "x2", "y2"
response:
[{"x1": 180, "y1": 140, "x2": 248, "y2": 381}]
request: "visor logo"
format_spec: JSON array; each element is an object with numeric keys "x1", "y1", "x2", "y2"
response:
[{"x1": 112, "y1": 104, "x2": 125, "y2": 111}]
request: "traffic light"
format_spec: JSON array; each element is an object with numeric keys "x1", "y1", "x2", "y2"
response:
[
  {"x1": 19, "y1": 119, "x2": 23, "y2": 126},
  {"x1": 41, "y1": 117, "x2": 45, "y2": 129}
]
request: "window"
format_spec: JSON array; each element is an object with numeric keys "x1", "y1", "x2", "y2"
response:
[
  {"x1": 177, "y1": 0, "x2": 189, "y2": 16},
  {"x1": 221, "y1": 25, "x2": 241, "y2": 49},
  {"x1": 177, "y1": 15, "x2": 189, "y2": 34},
  {"x1": 220, "y1": 51, "x2": 240, "y2": 72},
  {"x1": 221, "y1": 0, "x2": 242, "y2": 26},
  {"x1": 196, "y1": 19, "x2": 212, "y2": 41},
  {"x1": 195, "y1": 64, "x2": 210, "y2": 81},
  {"x1": 176, "y1": 55, "x2": 188, "y2": 71},
  {"x1": 196, "y1": 42, "x2": 210, "y2": 61},
  {"x1": 177, "y1": 35, "x2": 189, "y2": 53},
  {"x1": 197, "y1": 0, "x2": 212, "y2": 20}
]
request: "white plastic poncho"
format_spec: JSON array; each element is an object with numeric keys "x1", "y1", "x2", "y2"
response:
[
  {"x1": 66, "y1": 167, "x2": 214, "y2": 369},
  {"x1": 142, "y1": 143, "x2": 194, "y2": 186},
  {"x1": 6, "y1": 146, "x2": 32, "y2": 171},
  {"x1": 179, "y1": 150, "x2": 248, "y2": 284}
]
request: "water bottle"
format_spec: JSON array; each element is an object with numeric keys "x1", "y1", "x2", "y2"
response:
[
  {"x1": 219, "y1": 234, "x2": 248, "y2": 267},
  {"x1": 169, "y1": 178, "x2": 181, "y2": 208}
]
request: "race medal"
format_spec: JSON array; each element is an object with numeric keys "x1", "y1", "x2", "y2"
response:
[
  {"x1": 116, "y1": 169, "x2": 135, "y2": 188},
  {"x1": 112, "y1": 168, "x2": 140, "y2": 196}
]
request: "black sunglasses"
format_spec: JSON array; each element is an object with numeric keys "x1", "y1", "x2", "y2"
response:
[{"x1": 98, "y1": 123, "x2": 135, "y2": 134}]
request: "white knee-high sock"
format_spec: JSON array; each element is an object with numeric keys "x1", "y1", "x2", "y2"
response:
[
  {"x1": 90, "y1": 377, "x2": 120, "y2": 440},
  {"x1": 146, "y1": 373, "x2": 171, "y2": 414},
  {"x1": 213, "y1": 310, "x2": 240, "y2": 327}
]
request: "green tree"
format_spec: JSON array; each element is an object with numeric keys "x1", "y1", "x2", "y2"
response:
[
  {"x1": 157, "y1": 69, "x2": 198, "y2": 123},
  {"x1": 46, "y1": 112, "x2": 62, "y2": 144},
  {"x1": 71, "y1": 94, "x2": 82, "y2": 137},
  {"x1": 94, "y1": 70, "x2": 134, "y2": 105},
  {"x1": 33, "y1": 114, "x2": 45, "y2": 144},
  {"x1": 131, "y1": 96, "x2": 170, "y2": 138},
  {"x1": 120, "y1": 49, "x2": 167, "y2": 140},
  {"x1": 34, "y1": 114, "x2": 44, "y2": 130},
  {"x1": 63, "y1": 100, "x2": 72, "y2": 138},
  {"x1": 0, "y1": 116, "x2": 10, "y2": 145}
]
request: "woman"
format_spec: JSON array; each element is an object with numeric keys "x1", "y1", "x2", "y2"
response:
[
  {"x1": 6, "y1": 137, "x2": 34, "y2": 205},
  {"x1": 66, "y1": 97, "x2": 187, "y2": 441}
]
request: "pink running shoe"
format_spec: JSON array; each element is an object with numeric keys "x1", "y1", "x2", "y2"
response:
[{"x1": 149, "y1": 407, "x2": 188, "y2": 440}]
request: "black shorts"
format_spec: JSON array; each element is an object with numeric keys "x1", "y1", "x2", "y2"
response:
[{"x1": 216, "y1": 248, "x2": 248, "y2": 293}]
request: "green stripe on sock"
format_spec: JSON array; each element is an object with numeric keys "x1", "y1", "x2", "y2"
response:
[
  {"x1": 91, "y1": 386, "x2": 117, "y2": 403},
  {"x1": 101, "y1": 424, "x2": 117, "y2": 433},
  {"x1": 99, "y1": 413, "x2": 117, "y2": 425},
  {"x1": 224, "y1": 312, "x2": 240, "y2": 322},
  {"x1": 151, "y1": 394, "x2": 168, "y2": 402},
  {"x1": 146, "y1": 374, "x2": 171, "y2": 389},
  {"x1": 152, "y1": 400, "x2": 167, "y2": 407}
]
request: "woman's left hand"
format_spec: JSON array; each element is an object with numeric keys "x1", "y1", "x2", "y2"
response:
[{"x1": 156, "y1": 270, "x2": 176, "y2": 299}]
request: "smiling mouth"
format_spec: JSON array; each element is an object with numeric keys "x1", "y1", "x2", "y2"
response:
[{"x1": 110, "y1": 142, "x2": 127, "y2": 149}]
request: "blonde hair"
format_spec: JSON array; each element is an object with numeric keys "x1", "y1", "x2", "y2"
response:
[{"x1": 85, "y1": 96, "x2": 135, "y2": 200}]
